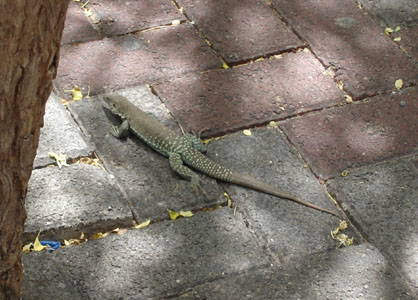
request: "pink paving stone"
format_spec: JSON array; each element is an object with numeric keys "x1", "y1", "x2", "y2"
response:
[
  {"x1": 61, "y1": 1, "x2": 101, "y2": 45},
  {"x1": 154, "y1": 51, "x2": 345, "y2": 137},
  {"x1": 55, "y1": 23, "x2": 221, "y2": 96},
  {"x1": 272, "y1": 0, "x2": 418, "y2": 99},
  {"x1": 176, "y1": 0, "x2": 304, "y2": 64},
  {"x1": 87, "y1": 0, "x2": 186, "y2": 36},
  {"x1": 280, "y1": 86, "x2": 418, "y2": 179}
]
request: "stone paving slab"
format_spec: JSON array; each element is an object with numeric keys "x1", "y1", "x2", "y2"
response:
[
  {"x1": 87, "y1": 0, "x2": 186, "y2": 36},
  {"x1": 327, "y1": 156, "x2": 418, "y2": 293},
  {"x1": 174, "y1": 243, "x2": 415, "y2": 299},
  {"x1": 357, "y1": 0, "x2": 418, "y2": 64},
  {"x1": 61, "y1": 1, "x2": 102, "y2": 45},
  {"x1": 67, "y1": 86, "x2": 225, "y2": 222},
  {"x1": 55, "y1": 23, "x2": 221, "y2": 96},
  {"x1": 205, "y1": 127, "x2": 352, "y2": 264},
  {"x1": 34, "y1": 93, "x2": 94, "y2": 168},
  {"x1": 272, "y1": 0, "x2": 418, "y2": 99},
  {"x1": 280, "y1": 86, "x2": 418, "y2": 179},
  {"x1": 358, "y1": 0, "x2": 418, "y2": 27},
  {"x1": 177, "y1": 0, "x2": 304, "y2": 64},
  {"x1": 23, "y1": 208, "x2": 270, "y2": 300},
  {"x1": 154, "y1": 51, "x2": 345, "y2": 137},
  {"x1": 25, "y1": 163, "x2": 133, "y2": 242}
]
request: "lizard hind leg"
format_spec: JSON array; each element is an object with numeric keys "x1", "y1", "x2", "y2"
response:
[
  {"x1": 182, "y1": 134, "x2": 207, "y2": 153},
  {"x1": 168, "y1": 152, "x2": 209, "y2": 198}
]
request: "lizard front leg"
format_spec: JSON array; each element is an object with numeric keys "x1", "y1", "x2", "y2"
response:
[
  {"x1": 182, "y1": 134, "x2": 207, "y2": 153},
  {"x1": 110, "y1": 119, "x2": 130, "y2": 139},
  {"x1": 168, "y1": 152, "x2": 207, "y2": 197}
]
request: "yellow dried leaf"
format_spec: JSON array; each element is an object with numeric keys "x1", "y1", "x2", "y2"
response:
[
  {"x1": 179, "y1": 210, "x2": 194, "y2": 217},
  {"x1": 269, "y1": 121, "x2": 278, "y2": 127},
  {"x1": 243, "y1": 129, "x2": 251, "y2": 136},
  {"x1": 222, "y1": 61, "x2": 229, "y2": 69},
  {"x1": 67, "y1": 85, "x2": 83, "y2": 100},
  {"x1": 168, "y1": 209, "x2": 180, "y2": 220},
  {"x1": 64, "y1": 239, "x2": 71, "y2": 246},
  {"x1": 33, "y1": 231, "x2": 46, "y2": 252},
  {"x1": 90, "y1": 232, "x2": 108, "y2": 240},
  {"x1": 254, "y1": 57, "x2": 264, "y2": 62},
  {"x1": 393, "y1": 37, "x2": 401, "y2": 42},
  {"x1": 394, "y1": 26, "x2": 401, "y2": 32},
  {"x1": 395, "y1": 79, "x2": 403, "y2": 90},
  {"x1": 384, "y1": 27, "x2": 393, "y2": 35},
  {"x1": 48, "y1": 152, "x2": 69, "y2": 169},
  {"x1": 224, "y1": 192, "x2": 232, "y2": 207},
  {"x1": 172, "y1": 20, "x2": 180, "y2": 26},
  {"x1": 22, "y1": 242, "x2": 33, "y2": 253},
  {"x1": 134, "y1": 219, "x2": 151, "y2": 229},
  {"x1": 341, "y1": 170, "x2": 348, "y2": 177},
  {"x1": 344, "y1": 95, "x2": 353, "y2": 103}
]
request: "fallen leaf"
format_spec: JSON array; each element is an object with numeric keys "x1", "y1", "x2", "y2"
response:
[
  {"x1": 48, "y1": 152, "x2": 69, "y2": 169},
  {"x1": 67, "y1": 85, "x2": 83, "y2": 100},
  {"x1": 33, "y1": 231, "x2": 46, "y2": 252},
  {"x1": 395, "y1": 79, "x2": 403, "y2": 90},
  {"x1": 179, "y1": 210, "x2": 194, "y2": 217},
  {"x1": 22, "y1": 242, "x2": 33, "y2": 253},
  {"x1": 168, "y1": 209, "x2": 180, "y2": 220},
  {"x1": 393, "y1": 37, "x2": 401, "y2": 42},
  {"x1": 243, "y1": 129, "x2": 251, "y2": 136},
  {"x1": 384, "y1": 27, "x2": 393, "y2": 35},
  {"x1": 134, "y1": 219, "x2": 151, "y2": 229},
  {"x1": 172, "y1": 20, "x2": 181, "y2": 26},
  {"x1": 394, "y1": 26, "x2": 401, "y2": 32},
  {"x1": 269, "y1": 121, "x2": 278, "y2": 127},
  {"x1": 344, "y1": 95, "x2": 353, "y2": 103},
  {"x1": 341, "y1": 170, "x2": 348, "y2": 177},
  {"x1": 222, "y1": 61, "x2": 229, "y2": 69}
]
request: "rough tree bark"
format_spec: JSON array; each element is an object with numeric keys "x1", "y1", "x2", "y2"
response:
[{"x1": 0, "y1": 1, "x2": 69, "y2": 299}]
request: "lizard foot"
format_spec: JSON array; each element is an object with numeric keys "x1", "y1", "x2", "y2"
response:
[{"x1": 191, "y1": 175, "x2": 209, "y2": 200}]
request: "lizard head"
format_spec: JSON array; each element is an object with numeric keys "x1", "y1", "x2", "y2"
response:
[{"x1": 102, "y1": 93, "x2": 126, "y2": 115}]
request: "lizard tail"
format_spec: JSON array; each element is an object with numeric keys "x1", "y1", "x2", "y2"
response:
[{"x1": 228, "y1": 172, "x2": 341, "y2": 218}]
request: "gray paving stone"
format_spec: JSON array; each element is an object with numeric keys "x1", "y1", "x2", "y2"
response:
[
  {"x1": 176, "y1": 0, "x2": 303, "y2": 63},
  {"x1": 22, "y1": 208, "x2": 270, "y2": 299},
  {"x1": 358, "y1": 0, "x2": 418, "y2": 27},
  {"x1": 25, "y1": 163, "x2": 133, "y2": 242},
  {"x1": 327, "y1": 156, "x2": 418, "y2": 293},
  {"x1": 67, "y1": 86, "x2": 225, "y2": 222},
  {"x1": 205, "y1": 127, "x2": 352, "y2": 264},
  {"x1": 34, "y1": 93, "x2": 94, "y2": 168},
  {"x1": 174, "y1": 243, "x2": 415, "y2": 300}
]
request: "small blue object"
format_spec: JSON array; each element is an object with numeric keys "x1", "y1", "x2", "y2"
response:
[{"x1": 40, "y1": 241, "x2": 61, "y2": 252}]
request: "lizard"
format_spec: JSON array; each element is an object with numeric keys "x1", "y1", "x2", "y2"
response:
[{"x1": 102, "y1": 93, "x2": 341, "y2": 218}]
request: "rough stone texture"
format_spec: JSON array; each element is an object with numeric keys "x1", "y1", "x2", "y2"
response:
[
  {"x1": 206, "y1": 127, "x2": 351, "y2": 264},
  {"x1": 61, "y1": 0, "x2": 102, "y2": 45},
  {"x1": 67, "y1": 86, "x2": 225, "y2": 222},
  {"x1": 154, "y1": 51, "x2": 345, "y2": 137},
  {"x1": 34, "y1": 93, "x2": 94, "y2": 168},
  {"x1": 25, "y1": 163, "x2": 133, "y2": 242},
  {"x1": 358, "y1": 0, "x2": 418, "y2": 27},
  {"x1": 280, "y1": 86, "x2": 418, "y2": 179},
  {"x1": 176, "y1": 0, "x2": 304, "y2": 63},
  {"x1": 87, "y1": 0, "x2": 186, "y2": 36},
  {"x1": 327, "y1": 157, "x2": 418, "y2": 293},
  {"x1": 175, "y1": 243, "x2": 415, "y2": 300},
  {"x1": 55, "y1": 23, "x2": 221, "y2": 96},
  {"x1": 22, "y1": 208, "x2": 270, "y2": 299},
  {"x1": 272, "y1": 0, "x2": 418, "y2": 99},
  {"x1": 399, "y1": 26, "x2": 418, "y2": 64}
]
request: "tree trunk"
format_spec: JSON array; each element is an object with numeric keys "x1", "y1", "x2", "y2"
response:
[{"x1": 0, "y1": 1, "x2": 69, "y2": 299}]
